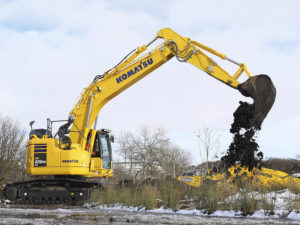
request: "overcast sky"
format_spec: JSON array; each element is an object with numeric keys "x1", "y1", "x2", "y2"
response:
[{"x1": 0, "y1": 0, "x2": 299, "y2": 164}]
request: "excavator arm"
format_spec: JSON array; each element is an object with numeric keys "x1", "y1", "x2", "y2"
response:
[{"x1": 67, "y1": 28, "x2": 276, "y2": 147}]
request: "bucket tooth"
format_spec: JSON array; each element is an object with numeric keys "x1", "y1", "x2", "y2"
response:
[{"x1": 237, "y1": 74, "x2": 276, "y2": 128}]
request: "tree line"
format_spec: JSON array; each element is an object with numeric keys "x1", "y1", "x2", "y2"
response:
[
  {"x1": 115, "y1": 126, "x2": 191, "y2": 180},
  {"x1": 0, "y1": 114, "x2": 26, "y2": 185},
  {"x1": 0, "y1": 114, "x2": 299, "y2": 187}
]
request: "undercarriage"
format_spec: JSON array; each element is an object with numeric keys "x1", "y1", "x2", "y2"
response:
[{"x1": 2, "y1": 178, "x2": 102, "y2": 205}]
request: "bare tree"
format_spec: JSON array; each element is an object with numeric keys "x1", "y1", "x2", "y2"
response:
[
  {"x1": 133, "y1": 126, "x2": 170, "y2": 178},
  {"x1": 0, "y1": 114, "x2": 26, "y2": 184},
  {"x1": 117, "y1": 131, "x2": 137, "y2": 175},
  {"x1": 160, "y1": 145, "x2": 191, "y2": 178},
  {"x1": 117, "y1": 126, "x2": 191, "y2": 179},
  {"x1": 196, "y1": 127, "x2": 221, "y2": 171}
]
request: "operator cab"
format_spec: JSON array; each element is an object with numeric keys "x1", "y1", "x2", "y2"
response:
[
  {"x1": 29, "y1": 129, "x2": 48, "y2": 139},
  {"x1": 91, "y1": 129, "x2": 113, "y2": 169}
]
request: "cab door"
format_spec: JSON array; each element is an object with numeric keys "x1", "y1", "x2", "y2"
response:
[
  {"x1": 99, "y1": 133, "x2": 112, "y2": 169},
  {"x1": 90, "y1": 132, "x2": 101, "y2": 171}
]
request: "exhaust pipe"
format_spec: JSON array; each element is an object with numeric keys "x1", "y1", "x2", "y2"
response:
[{"x1": 237, "y1": 74, "x2": 276, "y2": 129}]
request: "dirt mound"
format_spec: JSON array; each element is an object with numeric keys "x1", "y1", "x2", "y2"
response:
[{"x1": 221, "y1": 101, "x2": 263, "y2": 170}]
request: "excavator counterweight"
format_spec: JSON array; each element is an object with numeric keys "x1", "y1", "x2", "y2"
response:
[{"x1": 238, "y1": 74, "x2": 276, "y2": 129}]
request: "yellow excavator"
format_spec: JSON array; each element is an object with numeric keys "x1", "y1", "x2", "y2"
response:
[
  {"x1": 2, "y1": 28, "x2": 275, "y2": 204},
  {"x1": 178, "y1": 164, "x2": 300, "y2": 188}
]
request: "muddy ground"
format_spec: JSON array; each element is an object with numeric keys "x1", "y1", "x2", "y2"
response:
[{"x1": 0, "y1": 205, "x2": 299, "y2": 225}]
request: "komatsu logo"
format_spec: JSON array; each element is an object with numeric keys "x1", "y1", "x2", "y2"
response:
[
  {"x1": 62, "y1": 160, "x2": 79, "y2": 163},
  {"x1": 116, "y1": 58, "x2": 153, "y2": 84}
]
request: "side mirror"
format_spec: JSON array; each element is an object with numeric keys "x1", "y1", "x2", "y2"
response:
[{"x1": 109, "y1": 135, "x2": 115, "y2": 143}]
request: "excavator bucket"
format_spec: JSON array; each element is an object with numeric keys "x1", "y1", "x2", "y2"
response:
[{"x1": 237, "y1": 74, "x2": 276, "y2": 129}]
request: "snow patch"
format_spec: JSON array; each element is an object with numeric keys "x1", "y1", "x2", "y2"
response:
[
  {"x1": 84, "y1": 203, "x2": 300, "y2": 220},
  {"x1": 288, "y1": 211, "x2": 300, "y2": 220},
  {"x1": 211, "y1": 210, "x2": 240, "y2": 217},
  {"x1": 226, "y1": 188, "x2": 299, "y2": 211}
]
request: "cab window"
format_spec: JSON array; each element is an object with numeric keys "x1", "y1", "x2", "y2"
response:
[
  {"x1": 92, "y1": 133, "x2": 101, "y2": 157},
  {"x1": 99, "y1": 134, "x2": 111, "y2": 169}
]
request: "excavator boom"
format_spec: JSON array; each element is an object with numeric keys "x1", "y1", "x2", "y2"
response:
[{"x1": 69, "y1": 27, "x2": 276, "y2": 146}]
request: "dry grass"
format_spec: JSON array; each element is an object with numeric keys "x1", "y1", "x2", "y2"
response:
[
  {"x1": 89, "y1": 177, "x2": 299, "y2": 215},
  {"x1": 91, "y1": 184, "x2": 162, "y2": 209}
]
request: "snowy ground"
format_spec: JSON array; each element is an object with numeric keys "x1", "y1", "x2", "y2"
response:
[
  {"x1": 225, "y1": 188, "x2": 300, "y2": 211},
  {"x1": 0, "y1": 189, "x2": 299, "y2": 224},
  {"x1": 0, "y1": 205, "x2": 300, "y2": 225}
]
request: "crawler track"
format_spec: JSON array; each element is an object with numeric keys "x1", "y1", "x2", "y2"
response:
[{"x1": 2, "y1": 178, "x2": 101, "y2": 205}]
